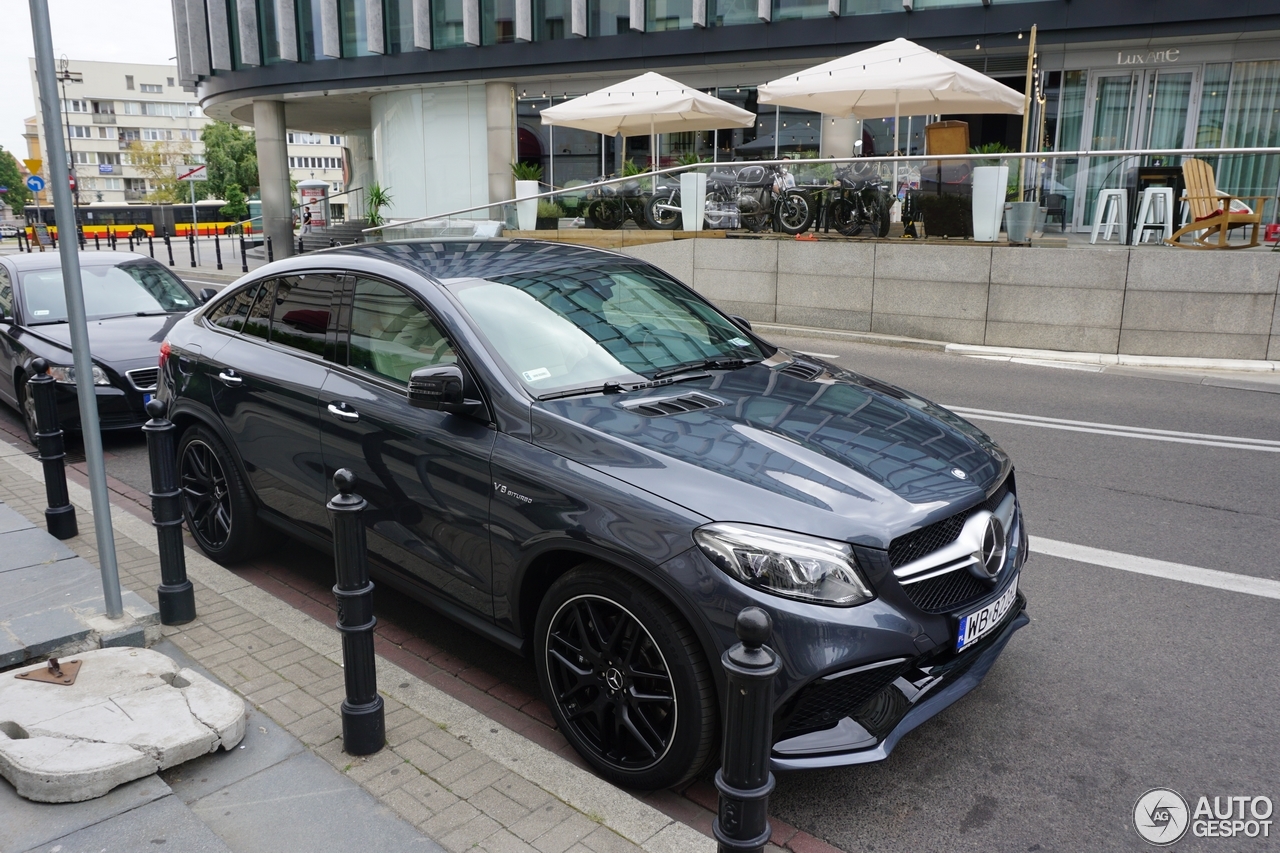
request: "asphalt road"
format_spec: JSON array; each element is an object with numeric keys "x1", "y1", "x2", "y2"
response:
[{"x1": 4, "y1": 334, "x2": 1276, "y2": 852}]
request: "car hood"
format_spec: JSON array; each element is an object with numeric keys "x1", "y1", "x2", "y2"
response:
[
  {"x1": 25, "y1": 314, "x2": 185, "y2": 372},
  {"x1": 530, "y1": 354, "x2": 1010, "y2": 549}
]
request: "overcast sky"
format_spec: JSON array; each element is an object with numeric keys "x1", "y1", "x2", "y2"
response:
[{"x1": 1, "y1": 0, "x2": 178, "y2": 159}]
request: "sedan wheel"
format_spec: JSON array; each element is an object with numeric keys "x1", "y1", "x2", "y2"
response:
[
  {"x1": 17, "y1": 378, "x2": 40, "y2": 445},
  {"x1": 535, "y1": 566, "x2": 717, "y2": 790},
  {"x1": 178, "y1": 426, "x2": 264, "y2": 563}
]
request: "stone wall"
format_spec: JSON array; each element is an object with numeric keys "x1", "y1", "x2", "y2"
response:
[{"x1": 621, "y1": 239, "x2": 1280, "y2": 360}]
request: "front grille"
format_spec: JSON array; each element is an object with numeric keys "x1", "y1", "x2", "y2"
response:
[
  {"x1": 778, "y1": 661, "x2": 910, "y2": 737},
  {"x1": 901, "y1": 568, "x2": 991, "y2": 613},
  {"x1": 126, "y1": 367, "x2": 159, "y2": 392},
  {"x1": 888, "y1": 479, "x2": 1011, "y2": 569}
]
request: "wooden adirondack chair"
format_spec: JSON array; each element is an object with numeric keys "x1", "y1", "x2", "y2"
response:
[{"x1": 1166, "y1": 159, "x2": 1268, "y2": 249}]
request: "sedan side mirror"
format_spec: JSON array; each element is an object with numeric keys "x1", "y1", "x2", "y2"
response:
[
  {"x1": 198, "y1": 288, "x2": 217, "y2": 305},
  {"x1": 729, "y1": 314, "x2": 753, "y2": 332},
  {"x1": 409, "y1": 364, "x2": 484, "y2": 417}
]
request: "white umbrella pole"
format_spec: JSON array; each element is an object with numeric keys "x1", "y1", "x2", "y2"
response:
[
  {"x1": 773, "y1": 106, "x2": 780, "y2": 159},
  {"x1": 893, "y1": 89, "x2": 900, "y2": 200}
]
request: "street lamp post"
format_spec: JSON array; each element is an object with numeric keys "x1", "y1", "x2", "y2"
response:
[{"x1": 56, "y1": 56, "x2": 83, "y2": 241}]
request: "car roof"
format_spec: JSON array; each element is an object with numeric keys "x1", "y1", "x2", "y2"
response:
[
  {"x1": 316, "y1": 239, "x2": 627, "y2": 283},
  {"x1": 3, "y1": 251, "x2": 156, "y2": 272}
]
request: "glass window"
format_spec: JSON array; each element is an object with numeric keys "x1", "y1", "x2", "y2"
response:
[
  {"x1": 839, "y1": 0, "x2": 899, "y2": 14},
  {"x1": 242, "y1": 280, "x2": 274, "y2": 341},
  {"x1": 0, "y1": 267, "x2": 12, "y2": 319},
  {"x1": 482, "y1": 0, "x2": 517, "y2": 43},
  {"x1": 269, "y1": 276, "x2": 338, "y2": 356},
  {"x1": 648, "y1": 0, "x2": 692, "y2": 30},
  {"x1": 533, "y1": 0, "x2": 568, "y2": 40},
  {"x1": 387, "y1": 0, "x2": 417, "y2": 51},
  {"x1": 339, "y1": 0, "x2": 374, "y2": 56},
  {"x1": 297, "y1": 0, "x2": 334, "y2": 60},
  {"x1": 709, "y1": 0, "x2": 755, "y2": 25},
  {"x1": 1217, "y1": 60, "x2": 1280, "y2": 222},
  {"x1": 260, "y1": 0, "x2": 283, "y2": 64},
  {"x1": 19, "y1": 260, "x2": 196, "y2": 325},
  {"x1": 1196, "y1": 63, "x2": 1232, "y2": 148},
  {"x1": 433, "y1": 0, "x2": 467, "y2": 48},
  {"x1": 772, "y1": 0, "x2": 826, "y2": 22},
  {"x1": 207, "y1": 283, "x2": 261, "y2": 333},
  {"x1": 349, "y1": 278, "x2": 456, "y2": 384},
  {"x1": 451, "y1": 264, "x2": 765, "y2": 396},
  {"x1": 588, "y1": 0, "x2": 628, "y2": 36},
  {"x1": 1049, "y1": 69, "x2": 1086, "y2": 225}
]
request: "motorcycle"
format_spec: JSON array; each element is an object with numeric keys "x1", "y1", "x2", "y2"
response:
[
  {"x1": 584, "y1": 177, "x2": 653, "y2": 230},
  {"x1": 827, "y1": 163, "x2": 892, "y2": 238},
  {"x1": 643, "y1": 170, "x2": 739, "y2": 230},
  {"x1": 644, "y1": 164, "x2": 812, "y2": 233}
]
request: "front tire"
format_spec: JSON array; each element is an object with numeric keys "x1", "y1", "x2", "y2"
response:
[
  {"x1": 178, "y1": 425, "x2": 264, "y2": 564},
  {"x1": 534, "y1": 565, "x2": 718, "y2": 790},
  {"x1": 776, "y1": 191, "x2": 815, "y2": 235},
  {"x1": 644, "y1": 193, "x2": 681, "y2": 230},
  {"x1": 16, "y1": 376, "x2": 40, "y2": 445}
]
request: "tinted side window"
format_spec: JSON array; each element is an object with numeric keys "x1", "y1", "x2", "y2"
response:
[
  {"x1": 0, "y1": 267, "x2": 12, "y2": 319},
  {"x1": 205, "y1": 282, "x2": 262, "y2": 333},
  {"x1": 348, "y1": 277, "x2": 456, "y2": 385},
  {"x1": 242, "y1": 279, "x2": 274, "y2": 341},
  {"x1": 269, "y1": 275, "x2": 339, "y2": 357}
]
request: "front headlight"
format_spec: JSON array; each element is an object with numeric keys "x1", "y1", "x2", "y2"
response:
[
  {"x1": 693, "y1": 523, "x2": 874, "y2": 606},
  {"x1": 47, "y1": 364, "x2": 111, "y2": 386}
]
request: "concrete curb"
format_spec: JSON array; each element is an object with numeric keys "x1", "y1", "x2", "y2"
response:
[
  {"x1": 0, "y1": 449, "x2": 715, "y2": 853},
  {"x1": 756, "y1": 322, "x2": 1280, "y2": 373}
]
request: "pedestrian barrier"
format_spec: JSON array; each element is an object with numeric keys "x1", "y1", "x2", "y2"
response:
[
  {"x1": 143, "y1": 399, "x2": 196, "y2": 626},
  {"x1": 27, "y1": 358, "x2": 77, "y2": 540}
]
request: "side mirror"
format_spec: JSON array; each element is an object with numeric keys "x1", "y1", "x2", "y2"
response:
[
  {"x1": 729, "y1": 315, "x2": 753, "y2": 332},
  {"x1": 408, "y1": 364, "x2": 484, "y2": 416},
  {"x1": 197, "y1": 287, "x2": 217, "y2": 305}
]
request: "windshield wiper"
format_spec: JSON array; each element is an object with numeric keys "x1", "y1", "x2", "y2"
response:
[
  {"x1": 649, "y1": 357, "x2": 760, "y2": 381},
  {"x1": 537, "y1": 382, "x2": 628, "y2": 402},
  {"x1": 28, "y1": 319, "x2": 69, "y2": 326}
]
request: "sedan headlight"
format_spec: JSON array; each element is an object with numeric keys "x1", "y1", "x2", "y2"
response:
[
  {"x1": 694, "y1": 523, "x2": 874, "y2": 606},
  {"x1": 47, "y1": 364, "x2": 111, "y2": 386}
]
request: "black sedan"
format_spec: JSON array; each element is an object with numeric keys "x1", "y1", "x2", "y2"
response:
[
  {"x1": 0, "y1": 251, "x2": 206, "y2": 441},
  {"x1": 159, "y1": 240, "x2": 1028, "y2": 790}
]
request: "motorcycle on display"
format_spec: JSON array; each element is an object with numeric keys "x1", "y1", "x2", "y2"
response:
[
  {"x1": 584, "y1": 177, "x2": 653, "y2": 230},
  {"x1": 827, "y1": 163, "x2": 893, "y2": 238},
  {"x1": 736, "y1": 164, "x2": 814, "y2": 234},
  {"x1": 644, "y1": 168, "x2": 740, "y2": 230}
]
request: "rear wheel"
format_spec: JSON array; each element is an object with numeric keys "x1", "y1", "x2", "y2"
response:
[
  {"x1": 534, "y1": 565, "x2": 718, "y2": 790},
  {"x1": 829, "y1": 198, "x2": 863, "y2": 237},
  {"x1": 739, "y1": 194, "x2": 771, "y2": 232},
  {"x1": 871, "y1": 195, "x2": 891, "y2": 238},
  {"x1": 178, "y1": 425, "x2": 265, "y2": 564},
  {"x1": 590, "y1": 199, "x2": 625, "y2": 230}
]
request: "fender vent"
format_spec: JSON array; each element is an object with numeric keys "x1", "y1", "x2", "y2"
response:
[
  {"x1": 779, "y1": 360, "x2": 824, "y2": 381},
  {"x1": 621, "y1": 393, "x2": 724, "y2": 417}
]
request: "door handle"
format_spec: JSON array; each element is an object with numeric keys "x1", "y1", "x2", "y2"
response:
[
  {"x1": 216, "y1": 370, "x2": 242, "y2": 387},
  {"x1": 327, "y1": 402, "x2": 360, "y2": 423}
]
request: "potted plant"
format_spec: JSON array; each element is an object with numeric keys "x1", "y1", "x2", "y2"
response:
[
  {"x1": 511, "y1": 162, "x2": 543, "y2": 231},
  {"x1": 365, "y1": 183, "x2": 393, "y2": 229},
  {"x1": 536, "y1": 200, "x2": 564, "y2": 230},
  {"x1": 969, "y1": 143, "x2": 1011, "y2": 242}
]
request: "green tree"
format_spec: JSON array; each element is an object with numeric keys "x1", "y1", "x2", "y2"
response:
[
  {"x1": 0, "y1": 146, "x2": 32, "y2": 215},
  {"x1": 201, "y1": 121, "x2": 258, "y2": 199},
  {"x1": 128, "y1": 140, "x2": 202, "y2": 203},
  {"x1": 220, "y1": 182, "x2": 248, "y2": 222}
]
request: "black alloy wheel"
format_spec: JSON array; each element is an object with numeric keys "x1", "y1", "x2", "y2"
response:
[
  {"x1": 590, "y1": 199, "x2": 625, "y2": 230},
  {"x1": 535, "y1": 566, "x2": 717, "y2": 790},
  {"x1": 829, "y1": 198, "x2": 863, "y2": 237},
  {"x1": 177, "y1": 426, "x2": 263, "y2": 563},
  {"x1": 17, "y1": 377, "x2": 40, "y2": 445},
  {"x1": 776, "y1": 190, "x2": 815, "y2": 235}
]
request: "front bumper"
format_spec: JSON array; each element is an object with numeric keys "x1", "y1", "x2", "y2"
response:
[{"x1": 50, "y1": 383, "x2": 149, "y2": 431}]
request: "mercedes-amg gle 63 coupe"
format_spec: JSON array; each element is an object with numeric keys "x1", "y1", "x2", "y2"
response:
[{"x1": 159, "y1": 240, "x2": 1028, "y2": 789}]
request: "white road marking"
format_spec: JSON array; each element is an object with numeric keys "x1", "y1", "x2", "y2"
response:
[
  {"x1": 1030, "y1": 536, "x2": 1280, "y2": 601},
  {"x1": 945, "y1": 405, "x2": 1280, "y2": 453}
]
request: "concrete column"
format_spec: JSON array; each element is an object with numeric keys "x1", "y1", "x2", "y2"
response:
[
  {"x1": 487, "y1": 83, "x2": 515, "y2": 207},
  {"x1": 253, "y1": 100, "x2": 294, "y2": 259},
  {"x1": 821, "y1": 116, "x2": 856, "y2": 159},
  {"x1": 346, "y1": 129, "x2": 373, "y2": 220}
]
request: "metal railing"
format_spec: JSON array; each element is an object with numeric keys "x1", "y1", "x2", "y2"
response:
[
  {"x1": 233, "y1": 184, "x2": 365, "y2": 234},
  {"x1": 363, "y1": 145, "x2": 1280, "y2": 235}
]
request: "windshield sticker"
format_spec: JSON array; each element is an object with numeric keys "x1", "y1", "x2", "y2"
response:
[
  {"x1": 522, "y1": 367, "x2": 552, "y2": 382},
  {"x1": 729, "y1": 337, "x2": 751, "y2": 347},
  {"x1": 34, "y1": 310, "x2": 49, "y2": 316}
]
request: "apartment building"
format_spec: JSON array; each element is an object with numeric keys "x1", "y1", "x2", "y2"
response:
[{"x1": 24, "y1": 59, "x2": 347, "y2": 211}]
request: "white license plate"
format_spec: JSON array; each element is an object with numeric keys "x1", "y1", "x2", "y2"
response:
[{"x1": 955, "y1": 574, "x2": 1019, "y2": 653}]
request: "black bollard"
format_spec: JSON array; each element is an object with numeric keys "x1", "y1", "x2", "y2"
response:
[
  {"x1": 147, "y1": 230, "x2": 155, "y2": 258},
  {"x1": 128, "y1": 233, "x2": 134, "y2": 252},
  {"x1": 77, "y1": 228, "x2": 85, "y2": 250},
  {"x1": 239, "y1": 234, "x2": 248, "y2": 273},
  {"x1": 298, "y1": 235, "x2": 304, "y2": 254},
  {"x1": 214, "y1": 231, "x2": 222, "y2": 270},
  {"x1": 714, "y1": 608, "x2": 781, "y2": 853},
  {"x1": 189, "y1": 230, "x2": 197, "y2": 268},
  {"x1": 266, "y1": 235, "x2": 274, "y2": 262},
  {"x1": 165, "y1": 231, "x2": 175, "y2": 267},
  {"x1": 94, "y1": 232, "x2": 100, "y2": 250},
  {"x1": 327, "y1": 469, "x2": 385, "y2": 755},
  {"x1": 143, "y1": 399, "x2": 196, "y2": 625},
  {"x1": 27, "y1": 359, "x2": 78, "y2": 540}
]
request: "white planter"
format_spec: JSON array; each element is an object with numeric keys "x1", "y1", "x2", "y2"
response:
[
  {"x1": 972, "y1": 166, "x2": 1009, "y2": 242},
  {"x1": 680, "y1": 172, "x2": 708, "y2": 232},
  {"x1": 515, "y1": 180, "x2": 540, "y2": 231}
]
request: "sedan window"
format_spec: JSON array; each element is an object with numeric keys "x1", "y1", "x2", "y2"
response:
[
  {"x1": 18, "y1": 259, "x2": 195, "y2": 324},
  {"x1": 269, "y1": 276, "x2": 338, "y2": 356},
  {"x1": 205, "y1": 281, "x2": 262, "y2": 333},
  {"x1": 348, "y1": 277, "x2": 456, "y2": 384}
]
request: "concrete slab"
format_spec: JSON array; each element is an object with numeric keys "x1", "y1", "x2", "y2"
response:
[
  {"x1": 0, "y1": 505, "x2": 35, "y2": 535},
  {"x1": 163, "y1": 705, "x2": 304, "y2": 805},
  {"x1": 0, "y1": 771, "x2": 172, "y2": 853},
  {"x1": 0, "y1": 647, "x2": 246, "y2": 803},
  {"x1": 23, "y1": 789, "x2": 235, "y2": 853},
  {"x1": 189, "y1": 751, "x2": 446, "y2": 853},
  {"x1": 0, "y1": 528, "x2": 75, "y2": 573}
]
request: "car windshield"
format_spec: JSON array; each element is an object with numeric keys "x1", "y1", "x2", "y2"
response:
[
  {"x1": 450, "y1": 263, "x2": 767, "y2": 395},
  {"x1": 19, "y1": 260, "x2": 195, "y2": 324}
]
